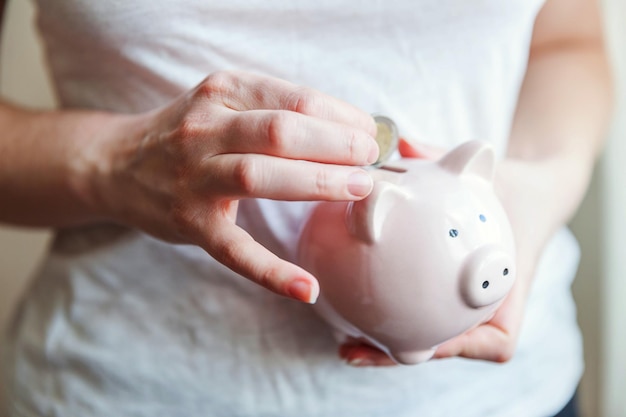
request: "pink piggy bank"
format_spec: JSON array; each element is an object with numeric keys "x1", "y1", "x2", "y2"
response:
[{"x1": 297, "y1": 141, "x2": 516, "y2": 364}]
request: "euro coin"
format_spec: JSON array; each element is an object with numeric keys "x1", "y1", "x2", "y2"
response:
[{"x1": 372, "y1": 115, "x2": 399, "y2": 166}]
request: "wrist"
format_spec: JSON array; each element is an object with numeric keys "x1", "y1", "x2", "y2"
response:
[
  {"x1": 494, "y1": 154, "x2": 592, "y2": 276},
  {"x1": 494, "y1": 159, "x2": 553, "y2": 265},
  {"x1": 69, "y1": 110, "x2": 151, "y2": 225}
]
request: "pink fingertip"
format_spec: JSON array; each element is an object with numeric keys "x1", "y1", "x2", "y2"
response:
[
  {"x1": 367, "y1": 141, "x2": 380, "y2": 165},
  {"x1": 287, "y1": 278, "x2": 319, "y2": 304},
  {"x1": 347, "y1": 171, "x2": 373, "y2": 197},
  {"x1": 398, "y1": 138, "x2": 421, "y2": 158},
  {"x1": 399, "y1": 138, "x2": 445, "y2": 160}
]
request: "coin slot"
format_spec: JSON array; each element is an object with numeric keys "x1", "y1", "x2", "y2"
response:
[{"x1": 379, "y1": 165, "x2": 408, "y2": 173}]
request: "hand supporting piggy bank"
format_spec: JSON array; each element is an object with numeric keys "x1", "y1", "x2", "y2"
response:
[{"x1": 297, "y1": 141, "x2": 516, "y2": 364}]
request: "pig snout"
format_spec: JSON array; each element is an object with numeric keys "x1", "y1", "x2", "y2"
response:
[{"x1": 459, "y1": 244, "x2": 515, "y2": 308}]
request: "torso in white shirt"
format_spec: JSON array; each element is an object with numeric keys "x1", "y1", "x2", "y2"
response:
[{"x1": 5, "y1": 1, "x2": 582, "y2": 416}]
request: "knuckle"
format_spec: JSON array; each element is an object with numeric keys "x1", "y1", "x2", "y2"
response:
[
  {"x1": 285, "y1": 87, "x2": 325, "y2": 116},
  {"x1": 215, "y1": 238, "x2": 241, "y2": 270},
  {"x1": 265, "y1": 112, "x2": 292, "y2": 152},
  {"x1": 166, "y1": 117, "x2": 200, "y2": 159},
  {"x1": 346, "y1": 129, "x2": 362, "y2": 162},
  {"x1": 257, "y1": 264, "x2": 281, "y2": 291},
  {"x1": 313, "y1": 169, "x2": 331, "y2": 198},
  {"x1": 175, "y1": 115, "x2": 200, "y2": 140},
  {"x1": 232, "y1": 158, "x2": 259, "y2": 195},
  {"x1": 198, "y1": 71, "x2": 234, "y2": 100}
]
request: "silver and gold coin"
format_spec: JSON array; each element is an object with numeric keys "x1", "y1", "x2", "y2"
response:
[{"x1": 372, "y1": 115, "x2": 399, "y2": 167}]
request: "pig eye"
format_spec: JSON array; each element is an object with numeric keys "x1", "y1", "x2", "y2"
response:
[
  {"x1": 482, "y1": 281, "x2": 489, "y2": 289},
  {"x1": 479, "y1": 214, "x2": 486, "y2": 222},
  {"x1": 449, "y1": 229, "x2": 459, "y2": 238},
  {"x1": 503, "y1": 268, "x2": 509, "y2": 276}
]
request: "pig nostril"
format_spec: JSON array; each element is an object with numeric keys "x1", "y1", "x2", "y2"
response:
[
  {"x1": 503, "y1": 268, "x2": 509, "y2": 276},
  {"x1": 482, "y1": 281, "x2": 489, "y2": 289}
]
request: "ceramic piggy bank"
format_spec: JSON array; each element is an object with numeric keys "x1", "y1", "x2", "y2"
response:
[{"x1": 297, "y1": 141, "x2": 516, "y2": 364}]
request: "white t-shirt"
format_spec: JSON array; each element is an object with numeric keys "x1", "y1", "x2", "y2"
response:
[{"x1": 4, "y1": 1, "x2": 583, "y2": 416}]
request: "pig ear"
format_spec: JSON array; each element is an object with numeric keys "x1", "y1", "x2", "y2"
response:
[
  {"x1": 345, "y1": 181, "x2": 408, "y2": 244},
  {"x1": 438, "y1": 141, "x2": 495, "y2": 183}
]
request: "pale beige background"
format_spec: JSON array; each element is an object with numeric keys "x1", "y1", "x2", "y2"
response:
[
  {"x1": 0, "y1": 0, "x2": 622, "y2": 416},
  {"x1": 0, "y1": 0, "x2": 54, "y2": 415}
]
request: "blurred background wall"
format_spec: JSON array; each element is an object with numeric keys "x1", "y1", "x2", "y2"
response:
[
  {"x1": 593, "y1": 0, "x2": 626, "y2": 415},
  {"x1": 0, "y1": 0, "x2": 54, "y2": 413},
  {"x1": 0, "y1": 0, "x2": 624, "y2": 416}
]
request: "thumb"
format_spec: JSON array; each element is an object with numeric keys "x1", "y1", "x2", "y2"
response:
[{"x1": 203, "y1": 220, "x2": 320, "y2": 304}]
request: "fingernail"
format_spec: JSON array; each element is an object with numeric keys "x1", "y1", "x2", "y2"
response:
[
  {"x1": 367, "y1": 141, "x2": 380, "y2": 165},
  {"x1": 287, "y1": 279, "x2": 319, "y2": 304},
  {"x1": 347, "y1": 171, "x2": 373, "y2": 197},
  {"x1": 347, "y1": 357, "x2": 375, "y2": 367}
]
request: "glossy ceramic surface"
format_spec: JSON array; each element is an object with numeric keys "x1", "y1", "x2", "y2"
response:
[{"x1": 297, "y1": 141, "x2": 516, "y2": 364}]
